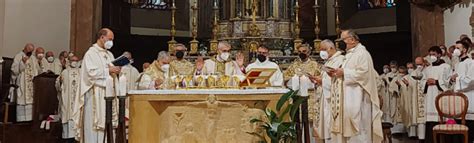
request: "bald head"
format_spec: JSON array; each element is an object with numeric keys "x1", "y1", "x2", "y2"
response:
[
  {"x1": 46, "y1": 51, "x2": 54, "y2": 57},
  {"x1": 96, "y1": 28, "x2": 114, "y2": 49},
  {"x1": 143, "y1": 62, "x2": 150, "y2": 70},
  {"x1": 35, "y1": 47, "x2": 45, "y2": 59},
  {"x1": 23, "y1": 43, "x2": 35, "y2": 54},
  {"x1": 415, "y1": 57, "x2": 424, "y2": 66},
  {"x1": 123, "y1": 51, "x2": 132, "y2": 60}
]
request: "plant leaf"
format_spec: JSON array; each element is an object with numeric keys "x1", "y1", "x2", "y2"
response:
[
  {"x1": 278, "y1": 104, "x2": 292, "y2": 122},
  {"x1": 276, "y1": 90, "x2": 297, "y2": 111},
  {"x1": 290, "y1": 97, "x2": 306, "y2": 120}
]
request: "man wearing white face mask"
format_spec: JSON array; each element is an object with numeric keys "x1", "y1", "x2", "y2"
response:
[
  {"x1": 449, "y1": 40, "x2": 474, "y2": 143},
  {"x1": 419, "y1": 46, "x2": 452, "y2": 143},
  {"x1": 33, "y1": 47, "x2": 46, "y2": 74},
  {"x1": 42, "y1": 51, "x2": 63, "y2": 75},
  {"x1": 56, "y1": 55, "x2": 81, "y2": 142},
  {"x1": 305, "y1": 40, "x2": 342, "y2": 142},
  {"x1": 198, "y1": 41, "x2": 244, "y2": 76},
  {"x1": 137, "y1": 51, "x2": 171, "y2": 90},
  {"x1": 73, "y1": 28, "x2": 121, "y2": 143}
]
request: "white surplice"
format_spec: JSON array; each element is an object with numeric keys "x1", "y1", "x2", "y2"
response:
[
  {"x1": 452, "y1": 57, "x2": 474, "y2": 120},
  {"x1": 246, "y1": 59, "x2": 283, "y2": 86},
  {"x1": 72, "y1": 44, "x2": 115, "y2": 143},
  {"x1": 42, "y1": 58, "x2": 63, "y2": 75},
  {"x1": 57, "y1": 67, "x2": 81, "y2": 139},
  {"x1": 339, "y1": 43, "x2": 383, "y2": 143},
  {"x1": 10, "y1": 51, "x2": 40, "y2": 122}
]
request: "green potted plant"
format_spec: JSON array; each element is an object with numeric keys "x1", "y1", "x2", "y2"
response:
[{"x1": 247, "y1": 90, "x2": 307, "y2": 143}]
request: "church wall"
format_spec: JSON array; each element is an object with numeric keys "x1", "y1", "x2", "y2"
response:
[
  {"x1": 0, "y1": 0, "x2": 71, "y2": 58},
  {"x1": 443, "y1": 1, "x2": 474, "y2": 46}
]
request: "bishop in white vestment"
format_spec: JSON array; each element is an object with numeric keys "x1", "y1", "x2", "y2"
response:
[
  {"x1": 73, "y1": 28, "x2": 121, "y2": 143},
  {"x1": 57, "y1": 56, "x2": 81, "y2": 140},
  {"x1": 330, "y1": 30, "x2": 383, "y2": 143},
  {"x1": 11, "y1": 43, "x2": 38, "y2": 122}
]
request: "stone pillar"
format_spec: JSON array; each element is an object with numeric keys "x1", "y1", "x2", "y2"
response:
[
  {"x1": 410, "y1": 4, "x2": 444, "y2": 59},
  {"x1": 70, "y1": 0, "x2": 102, "y2": 58}
]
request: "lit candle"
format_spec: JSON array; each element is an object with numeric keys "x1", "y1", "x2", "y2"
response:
[{"x1": 315, "y1": 0, "x2": 318, "y2": 6}]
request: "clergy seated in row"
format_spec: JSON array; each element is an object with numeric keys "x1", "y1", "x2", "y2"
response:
[
  {"x1": 42, "y1": 51, "x2": 63, "y2": 75},
  {"x1": 56, "y1": 55, "x2": 81, "y2": 142},
  {"x1": 137, "y1": 51, "x2": 172, "y2": 90},
  {"x1": 197, "y1": 41, "x2": 245, "y2": 76},
  {"x1": 169, "y1": 43, "x2": 196, "y2": 77},
  {"x1": 419, "y1": 46, "x2": 452, "y2": 143},
  {"x1": 246, "y1": 45, "x2": 284, "y2": 86},
  {"x1": 10, "y1": 43, "x2": 39, "y2": 122},
  {"x1": 309, "y1": 40, "x2": 343, "y2": 142},
  {"x1": 448, "y1": 40, "x2": 474, "y2": 142}
]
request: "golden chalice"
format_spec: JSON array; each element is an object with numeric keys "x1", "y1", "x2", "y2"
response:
[
  {"x1": 196, "y1": 76, "x2": 205, "y2": 88},
  {"x1": 184, "y1": 75, "x2": 194, "y2": 88},
  {"x1": 207, "y1": 76, "x2": 216, "y2": 88},
  {"x1": 232, "y1": 76, "x2": 241, "y2": 88},
  {"x1": 174, "y1": 75, "x2": 183, "y2": 89},
  {"x1": 220, "y1": 75, "x2": 230, "y2": 88}
]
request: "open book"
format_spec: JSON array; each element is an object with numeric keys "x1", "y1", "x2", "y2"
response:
[{"x1": 111, "y1": 55, "x2": 130, "y2": 67}]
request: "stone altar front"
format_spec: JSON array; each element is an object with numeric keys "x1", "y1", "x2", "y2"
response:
[{"x1": 128, "y1": 88, "x2": 289, "y2": 143}]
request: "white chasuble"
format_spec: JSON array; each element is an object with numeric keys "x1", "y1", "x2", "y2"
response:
[
  {"x1": 246, "y1": 59, "x2": 283, "y2": 86},
  {"x1": 73, "y1": 44, "x2": 116, "y2": 143},
  {"x1": 57, "y1": 67, "x2": 81, "y2": 138},
  {"x1": 340, "y1": 44, "x2": 383, "y2": 143},
  {"x1": 11, "y1": 51, "x2": 40, "y2": 122},
  {"x1": 202, "y1": 57, "x2": 244, "y2": 76}
]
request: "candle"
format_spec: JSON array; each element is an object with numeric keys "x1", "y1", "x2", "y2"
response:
[
  {"x1": 214, "y1": 0, "x2": 217, "y2": 7},
  {"x1": 315, "y1": 0, "x2": 318, "y2": 5},
  {"x1": 172, "y1": 0, "x2": 175, "y2": 7},
  {"x1": 296, "y1": 0, "x2": 299, "y2": 6}
]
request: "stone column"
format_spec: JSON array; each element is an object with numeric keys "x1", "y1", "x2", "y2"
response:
[
  {"x1": 410, "y1": 4, "x2": 444, "y2": 59},
  {"x1": 70, "y1": 0, "x2": 102, "y2": 58}
]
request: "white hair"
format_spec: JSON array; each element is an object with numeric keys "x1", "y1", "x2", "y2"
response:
[
  {"x1": 321, "y1": 39, "x2": 336, "y2": 50},
  {"x1": 218, "y1": 41, "x2": 231, "y2": 50},
  {"x1": 157, "y1": 51, "x2": 169, "y2": 60}
]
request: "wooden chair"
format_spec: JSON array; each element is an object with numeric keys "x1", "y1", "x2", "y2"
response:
[{"x1": 433, "y1": 90, "x2": 469, "y2": 143}]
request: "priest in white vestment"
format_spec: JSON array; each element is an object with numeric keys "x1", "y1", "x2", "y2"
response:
[
  {"x1": 312, "y1": 40, "x2": 344, "y2": 142},
  {"x1": 73, "y1": 28, "x2": 121, "y2": 143},
  {"x1": 197, "y1": 41, "x2": 245, "y2": 76},
  {"x1": 10, "y1": 43, "x2": 38, "y2": 122},
  {"x1": 57, "y1": 56, "x2": 81, "y2": 141},
  {"x1": 420, "y1": 46, "x2": 452, "y2": 143},
  {"x1": 33, "y1": 47, "x2": 47, "y2": 74},
  {"x1": 383, "y1": 60, "x2": 399, "y2": 124},
  {"x1": 450, "y1": 41, "x2": 474, "y2": 142},
  {"x1": 246, "y1": 45, "x2": 283, "y2": 86},
  {"x1": 43, "y1": 51, "x2": 63, "y2": 75},
  {"x1": 330, "y1": 30, "x2": 383, "y2": 143},
  {"x1": 388, "y1": 66, "x2": 409, "y2": 134}
]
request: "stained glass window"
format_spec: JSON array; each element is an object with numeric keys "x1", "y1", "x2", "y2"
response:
[{"x1": 358, "y1": 0, "x2": 396, "y2": 10}]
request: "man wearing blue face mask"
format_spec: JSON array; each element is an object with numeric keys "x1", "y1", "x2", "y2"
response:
[{"x1": 73, "y1": 28, "x2": 121, "y2": 143}]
